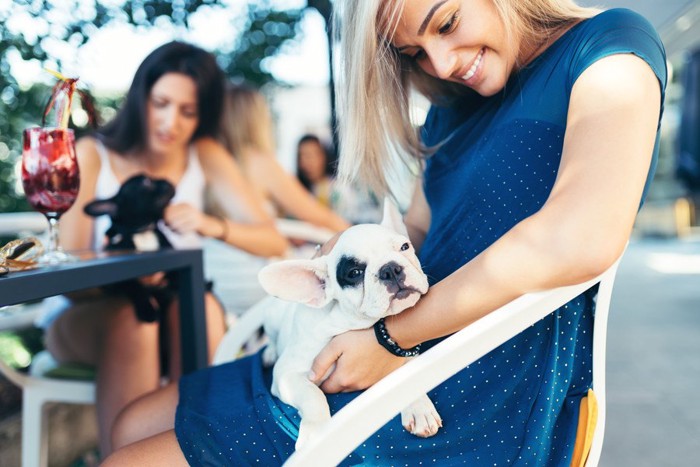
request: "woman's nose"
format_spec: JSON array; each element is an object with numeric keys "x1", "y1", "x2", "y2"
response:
[
  {"x1": 162, "y1": 107, "x2": 180, "y2": 130},
  {"x1": 426, "y1": 44, "x2": 458, "y2": 80}
]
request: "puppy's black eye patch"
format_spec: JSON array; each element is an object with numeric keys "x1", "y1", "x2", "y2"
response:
[{"x1": 336, "y1": 256, "x2": 366, "y2": 288}]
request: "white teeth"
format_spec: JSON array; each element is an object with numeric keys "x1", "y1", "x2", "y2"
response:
[{"x1": 462, "y1": 49, "x2": 484, "y2": 81}]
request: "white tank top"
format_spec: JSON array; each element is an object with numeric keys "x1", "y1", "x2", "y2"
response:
[{"x1": 92, "y1": 139, "x2": 205, "y2": 250}]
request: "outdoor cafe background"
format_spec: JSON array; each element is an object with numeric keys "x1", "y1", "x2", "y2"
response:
[{"x1": 1, "y1": 0, "x2": 700, "y2": 464}]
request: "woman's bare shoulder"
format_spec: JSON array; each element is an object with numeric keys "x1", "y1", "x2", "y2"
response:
[{"x1": 75, "y1": 135, "x2": 103, "y2": 172}]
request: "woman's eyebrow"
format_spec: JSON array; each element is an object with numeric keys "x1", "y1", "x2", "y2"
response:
[{"x1": 418, "y1": 0, "x2": 449, "y2": 35}]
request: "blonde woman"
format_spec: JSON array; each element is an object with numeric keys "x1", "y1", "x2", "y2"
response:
[
  {"x1": 104, "y1": 1, "x2": 666, "y2": 465},
  {"x1": 216, "y1": 83, "x2": 349, "y2": 233}
]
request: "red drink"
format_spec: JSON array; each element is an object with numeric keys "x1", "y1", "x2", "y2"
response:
[
  {"x1": 22, "y1": 127, "x2": 80, "y2": 217},
  {"x1": 21, "y1": 127, "x2": 80, "y2": 264}
]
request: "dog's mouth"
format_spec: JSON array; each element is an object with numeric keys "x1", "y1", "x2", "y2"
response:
[{"x1": 393, "y1": 286, "x2": 421, "y2": 301}]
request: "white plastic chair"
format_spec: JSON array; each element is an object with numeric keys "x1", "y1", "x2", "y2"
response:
[
  {"x1": 216, "y1": 253, "x2": 622, "y2": 467},
  {"x1": 0, "y1": 357, "x2": 95, "y2": 467}
]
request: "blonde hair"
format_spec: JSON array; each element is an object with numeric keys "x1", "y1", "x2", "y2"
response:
[
  {"x1": 219, "y1": 83, "x2": 276, "y2": 161},
  {"x1": 335, "y1": 0, "x2": 600, "y2": 198}
]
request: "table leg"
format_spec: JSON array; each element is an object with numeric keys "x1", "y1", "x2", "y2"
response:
[{"x1": 176, "y1": 251, "x2": 207, "y2": 374}]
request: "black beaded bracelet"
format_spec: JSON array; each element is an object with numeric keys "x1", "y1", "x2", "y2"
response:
[{"x1": 373, "y1": 318, "x2": 421, "y2": 357}]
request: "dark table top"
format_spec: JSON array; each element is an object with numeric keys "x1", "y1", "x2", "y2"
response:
[{"x1": 0, "y1": 248, "x2": 208, "y2": 372}]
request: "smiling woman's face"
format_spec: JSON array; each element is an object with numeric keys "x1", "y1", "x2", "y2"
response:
[{"x1": 392, "y1": 0, "x2": 521, "y2": 97}]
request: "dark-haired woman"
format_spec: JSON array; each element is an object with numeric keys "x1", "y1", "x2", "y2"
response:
[{"x1": 45, "y1": 41, "x2": 288, "y2": 457}]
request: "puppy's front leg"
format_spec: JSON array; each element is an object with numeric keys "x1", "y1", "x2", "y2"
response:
[
  {"x1": 275, "y1": 372, "x2": 331, "y2": 450},
  {"x1": 401, "y1": 394, "x2": 442, "y2": 438}
]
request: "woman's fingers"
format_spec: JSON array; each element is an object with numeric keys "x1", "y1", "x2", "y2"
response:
[
  {"x1": 164, "y1": 203, "x2": 201, "y2": 233},
  {"x1": 309, "y1": 341, "x2": 342, "y2": 387}
]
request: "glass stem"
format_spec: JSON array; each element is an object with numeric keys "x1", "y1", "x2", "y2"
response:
[{"x1": 46, "y1": 216, "x2": 61, "y2": 253}]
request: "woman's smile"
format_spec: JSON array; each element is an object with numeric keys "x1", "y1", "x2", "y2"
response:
[{"x1": 459, "y1": 47, "x2": 485, "y2": 84}]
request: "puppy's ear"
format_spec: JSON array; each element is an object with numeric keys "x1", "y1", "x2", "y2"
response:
[
  {"x1": 84, "y1": 199, "x2": 118, "y2": 218},
  {"x1": 258, "y1": 258, "x2": 331, "y2": 308},
  {"x1": 379, "y1": 198, "x2": 408, "y2": 237}
]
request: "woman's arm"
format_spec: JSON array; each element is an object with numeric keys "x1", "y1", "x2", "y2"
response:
[
  {"x1": 250, "y1": 152, "x2": 350, "y2": 232},
  {"x1": 59, "y1": 137, "x2": 101, "y2": 251},
  {"x1": 403, "y1": 177, "x2": 431, "y2": 253},
  {"x1": 192, "y1": 138, "x2": 289, "y2": 257},
  {"x1": 311, "y1": 53, "x2": 662, "y2": 392}
]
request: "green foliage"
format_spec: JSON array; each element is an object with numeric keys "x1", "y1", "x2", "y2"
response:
[
  {"x1": 0, "y1": 326, "x2": 44, "y2": 371},
  {"x1": 0, "y1": 0, "x2": 310, "y2": 214},
  {"x1": 220, "y1": 2, "x2": 304, "y2": 86}
]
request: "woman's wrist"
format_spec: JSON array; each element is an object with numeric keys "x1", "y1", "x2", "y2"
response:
[
  {"x1": 210, "y1": 215, "x2": 229, "y2": 242},
  {"x1": 373, "y1": 317, "x2": 422, "y2": 357}
]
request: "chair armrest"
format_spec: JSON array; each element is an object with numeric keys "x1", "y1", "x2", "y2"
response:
[
  {"x1": 285, "y1": 258, "x2": 621, "y2": 466},
  {"x1": 275, "y1": 219, "x2": 335, "y2": 245}
]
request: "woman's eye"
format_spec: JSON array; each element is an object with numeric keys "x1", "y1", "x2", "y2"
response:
[
  {"x1": 400, "y1": 242, "x2": 410, "y2": 251},
  {"x1": 438, "y1": 11, "x2": 459, "y2": 35}
]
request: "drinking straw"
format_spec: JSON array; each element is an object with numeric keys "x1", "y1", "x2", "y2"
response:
[{"x1": 42, "y1": 68, "x2": 78, "y2": 130}]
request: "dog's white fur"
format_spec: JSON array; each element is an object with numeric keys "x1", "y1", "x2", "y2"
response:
[{"x1": 257, "y1": 202, "x2": 442, "y2": 450}]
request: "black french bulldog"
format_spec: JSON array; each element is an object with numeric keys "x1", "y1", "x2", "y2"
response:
[
  {"x1": 84, "y1": 174, "x2": 176, "y2": 322},
  {"x1": 84, "y1": 174, "x2": 175, "y2": 251}
]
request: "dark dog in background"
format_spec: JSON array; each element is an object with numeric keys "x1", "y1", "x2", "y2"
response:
[
  {"x1": 84, "y1": 174, "x2": 176, "y2": 322},
  {"x1": 84, "y1": 174, "x2": 175, "y2": 251}
]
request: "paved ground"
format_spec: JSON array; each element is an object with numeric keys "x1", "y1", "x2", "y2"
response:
[{"x1": 600, "y1": 236, "x2": 700, "y2": 466}]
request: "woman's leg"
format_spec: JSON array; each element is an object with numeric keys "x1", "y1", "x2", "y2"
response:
[
  {"x1": 101, "y1": 430, "x2": 188, "y2": 467},
  {"x1": 97, "y1": 304, "x2": 160, "y2": 457},
  {"x1": 45, "y1": 294, "x2": 161, "y2": 457},
  {"x1": 111, "y1": 382, "x2": 179, "y2": 450}
]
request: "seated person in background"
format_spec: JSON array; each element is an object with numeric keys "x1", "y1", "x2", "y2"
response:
[
  {"x1": 297, "y1": 133, "x2": 383, "y2": 225},
  {"x1": 296, "y1": 133, "x2": 336, "y2": 207},
  {"x1": 44, "y1": 41, "x2": 288, "y2": 458}
]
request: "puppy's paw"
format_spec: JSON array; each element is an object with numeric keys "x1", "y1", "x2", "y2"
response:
[
  {"x1": 401, "y1": 395, "x2": 442, "y2": 438},
  {"x1": 262, "y1": 345, "x2": 277, "y2": 367}
]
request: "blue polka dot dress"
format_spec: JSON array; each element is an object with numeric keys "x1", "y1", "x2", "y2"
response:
[{"x1": 175, "y1": 9, "x2": 666, "y2": 466}]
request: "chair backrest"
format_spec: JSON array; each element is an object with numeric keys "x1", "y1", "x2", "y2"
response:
[
  {"x1": 281, "y1": 255, "x2": 622, "y2": 466},
  {"x1": 0, "y1": 212, "x2": 46, "y2": 236},
  {"x1": 213, "y1": 297, "x2": 269, "y2": 365}
]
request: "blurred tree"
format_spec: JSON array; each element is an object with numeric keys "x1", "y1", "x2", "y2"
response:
[
  {"x1": 0, "y1": 0, "x2": 308, "y2": 213},
  {"x1": 220, "y1": 2, "x2": 303, "y2": 87}
]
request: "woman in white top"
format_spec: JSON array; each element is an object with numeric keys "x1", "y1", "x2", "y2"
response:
[{"x1": 46, "y1": 41, "x2": 288, "y2": 457}]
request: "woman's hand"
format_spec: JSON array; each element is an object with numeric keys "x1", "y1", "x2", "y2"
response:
[
  {"x1": 164, "y1": 202, "x2": 206, "y2": 235},
  {"x1": 309, "y1": 328, "x2": 407, "y2": 393}
]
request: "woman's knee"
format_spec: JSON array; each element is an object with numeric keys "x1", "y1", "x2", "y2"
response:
[{"x1": 111, "y1": 384, "x2": 179, "y2": 451}]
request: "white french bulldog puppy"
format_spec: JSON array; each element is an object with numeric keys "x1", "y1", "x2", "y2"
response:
[{"x1": 257, "y1": 201, "x2": 442, "y2": 450}]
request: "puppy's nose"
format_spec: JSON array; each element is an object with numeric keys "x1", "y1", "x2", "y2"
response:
[{"x1": 379, "y1": 261, "x2": 404, "y2": 283}]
